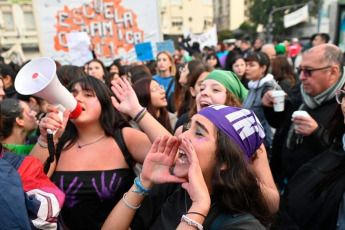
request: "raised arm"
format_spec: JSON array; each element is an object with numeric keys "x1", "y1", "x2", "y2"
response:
[
  {"x1": 102, "y1": 136, "x2": 185, "y2": 230},
  {"x1": 250, "y1": 144, "x2": 280, "y2": 213},
  {"x1": 111, "y1": 78, "x2": 172, "y2": 142}
]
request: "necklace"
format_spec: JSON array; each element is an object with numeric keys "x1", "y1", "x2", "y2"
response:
[
  {"x1": 184, "y1": 190, "x2": 215, "y2": 213},
  {"x1": 76, "y1": 135, "x2": 106, "y2": 151}
]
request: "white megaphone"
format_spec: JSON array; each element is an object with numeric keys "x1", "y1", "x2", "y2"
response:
[{"x1": 14, "y1": 57, "x2": 82, "y2": 133}]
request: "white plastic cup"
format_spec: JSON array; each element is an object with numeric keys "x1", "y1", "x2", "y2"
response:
[
  {"x1": 272, "y1": 90, "x2": 285, "y2": 112},
  {"x1": 292, "y1": 110, "x2": 310, "y2": 118}
]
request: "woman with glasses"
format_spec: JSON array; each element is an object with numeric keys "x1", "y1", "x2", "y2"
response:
[
  {"x1": 132, "y1": 78, "x2": 174, "y2": 133},
  {"x1": 276, "y1": 88, "x2": 345, "y2": 229},
  {"x1": 242, "y1": 52, "x2": 281, "y2": 152}
]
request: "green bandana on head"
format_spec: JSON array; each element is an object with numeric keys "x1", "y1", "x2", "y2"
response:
[{"x1": 204, "y1": 70, "x2": 248, "y2": 101}]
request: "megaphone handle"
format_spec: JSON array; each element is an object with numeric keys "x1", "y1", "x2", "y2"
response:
[{"x1": 47, "y1": 104, "x2": 65, "y2": 135}]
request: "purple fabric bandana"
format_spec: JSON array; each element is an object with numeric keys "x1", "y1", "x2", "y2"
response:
[{"x1": 198, "y1": 105, "x2": 265, "y2": 161}]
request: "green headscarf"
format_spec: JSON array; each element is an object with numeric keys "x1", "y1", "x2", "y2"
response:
[{"x1": 204, "y1": 70, "x2": 248, "y2": 101}]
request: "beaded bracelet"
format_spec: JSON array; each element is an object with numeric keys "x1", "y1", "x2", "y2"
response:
[
  {"x1": 133, "y1": 107, "x2": 146, "y2": 122},
  {"x1": 181, "y1": 215, "x2": 203, "y2": 230},
  {"x1": 123, "y1": 192, "x2": 141, "y2": 210},
  {"x1": 132, "y1": 175, "x2": 151, "y2": 196}
]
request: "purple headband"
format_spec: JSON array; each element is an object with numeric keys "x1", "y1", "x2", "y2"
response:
[{"x1": 198, "y1": 105, "x2": 265, "y2": 161}]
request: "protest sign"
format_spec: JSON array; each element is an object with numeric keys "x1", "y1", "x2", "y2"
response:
[
  {"x1": 135, "y1": 42, "x2": 154, "y2": 61},
  {"x1": 33, "y1": 0, "x2": 161, "y2": 65},
  {"x1": 183, "y1": 24, "x2": 217, "y2": 50},
  {"x1": 156, "y1": 40, "x2": 175, "y2": 55}
]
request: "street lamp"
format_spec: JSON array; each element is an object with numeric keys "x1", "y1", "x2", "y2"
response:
[{"x1": 266, "y1": 1, "x2": 314, "y2": 43}]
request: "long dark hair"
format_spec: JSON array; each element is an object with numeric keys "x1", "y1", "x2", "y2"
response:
[
  {"x1": 206, "y1": 53, "x2": 221, "y2": 69},
  {"x1": 212, "y1": 129, "x2": 272, "y2": 226},
  {"x1": 132, "y1": 78, "x2": 172, "y2": 133},
  {"x1": 0, "y1": 98, "x2": 23, "y2": 140},
  {"x1": 87, "y1": 59, "x2": 108, "y2": 81},
  {"x1": 56, "y1": 76, "x2": 128, "y2": 160}
]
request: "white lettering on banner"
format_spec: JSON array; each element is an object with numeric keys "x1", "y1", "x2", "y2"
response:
[
  {"x1": 59, "y1": 12, "x2": 71, "y2": 28},
  {"x1": 35, "y1": 0, "x2": 161, "y2": 63},
  {"x1": 104, "y1": 2, "x2": 114, "y2": 18},
  {"x1": 72, "y1": 9, "x2": 84, "y2": 25}
]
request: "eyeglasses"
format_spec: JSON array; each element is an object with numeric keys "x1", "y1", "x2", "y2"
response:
[
  {"x1": 151, "y1": 85, "x2": 165, "y2": 92},
  {"x1": 336, "y1": 89, "x2": 345, "y2": 104},
  {"x1": 296, "y1": 66, "x2": 332, "y2": 78}
]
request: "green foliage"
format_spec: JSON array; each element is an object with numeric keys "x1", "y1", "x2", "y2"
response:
[
  {"x1": 248, "y1": 0, "x2": 318, "y2": 38},
  {"x1": 218, "y1": 29, "x2": 232, "y2": 41}
]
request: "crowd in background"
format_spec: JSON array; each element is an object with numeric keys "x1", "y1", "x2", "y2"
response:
[{"x1": 0, "y1": 31, "x2": 345, "y2": 230}]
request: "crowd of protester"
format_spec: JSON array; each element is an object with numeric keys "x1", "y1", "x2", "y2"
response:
[{"x1": 1, "y1": 32, "x2": 345, "y2": 229}]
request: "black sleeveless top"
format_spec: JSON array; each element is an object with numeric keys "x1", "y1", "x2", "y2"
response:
[{"x1": 51, "y1": 129, "x2": 135, "y2": 230}]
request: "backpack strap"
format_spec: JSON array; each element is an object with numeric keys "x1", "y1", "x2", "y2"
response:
[
  {"x1": 165, "y1": 77, "x2": 174, "y2": 98},
  {"x1": 114, "y1": 128, "x2": 133, "y2": 169},
  {"x1": 210, "y1": 213, "x2": 256, "y2": 230}
]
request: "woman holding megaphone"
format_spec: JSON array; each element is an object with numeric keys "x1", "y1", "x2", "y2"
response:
[{"x1": 30, "y1": 76, "x2": 162, "y2": 230}]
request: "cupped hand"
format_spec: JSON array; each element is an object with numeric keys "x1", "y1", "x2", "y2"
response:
[
  {"x1": 141, "y1": 135, "x2": 186, "y2": 188},
  {"x1": 39, "y1": 105, "x2": 69, "y2": 142},
  {"x1": 180, "y1": 139, "x2": 211, "y2": 210},
  {"x1": 292, "y1": 115, "x2": 318, "y2": 136},
  {"x1": 110, "y1": 78, "x2": 143, "y2": 118}
]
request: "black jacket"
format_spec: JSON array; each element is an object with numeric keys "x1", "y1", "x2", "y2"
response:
[{"x1": 264, "y1": 83, "x2": 338, "y2": 185}]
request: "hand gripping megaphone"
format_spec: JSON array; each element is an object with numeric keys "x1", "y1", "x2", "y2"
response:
[{"x1": 14, "y1": 57, "x2": 82, "y2": 133}]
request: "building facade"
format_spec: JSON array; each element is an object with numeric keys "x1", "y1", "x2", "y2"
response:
[
  {"x1": 213, "y1": 0, "x2": 250, "y2": 31},
  {"x1": 160, "y1": 0, "x2": 213, "y2": 37},
  {"x1": 0, "y1": 0, "x2": 39, "y2": 62}
]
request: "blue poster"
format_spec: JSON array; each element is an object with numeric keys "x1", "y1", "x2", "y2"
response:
[
  {"x1": 156, "y1": 40, "x2": 175, "y2": 55},
  {"x1": 135, "y1": 42, "x2": 154, "y2": 61}
]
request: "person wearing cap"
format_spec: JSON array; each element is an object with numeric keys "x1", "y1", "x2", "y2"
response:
[
  {"x1": 243, "y1": 52, "x2": 281, "y2": 152},
  {"x1": 262, "y1": 44, "x2": 345, "y2": 191},
  {"x1": 111, "y1": 75, "x2": 280, "y2": 214},
  {"x1": 103, "y1": 105, "x2": 273, "y2": 229}
]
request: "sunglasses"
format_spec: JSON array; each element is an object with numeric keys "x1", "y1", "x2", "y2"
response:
[
  {"x1": 296, "y1": 66, "x2": 331, "y2": 78},
  {"x1": 336, "y1": 89, "x2": 345, "y2": 104}
]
